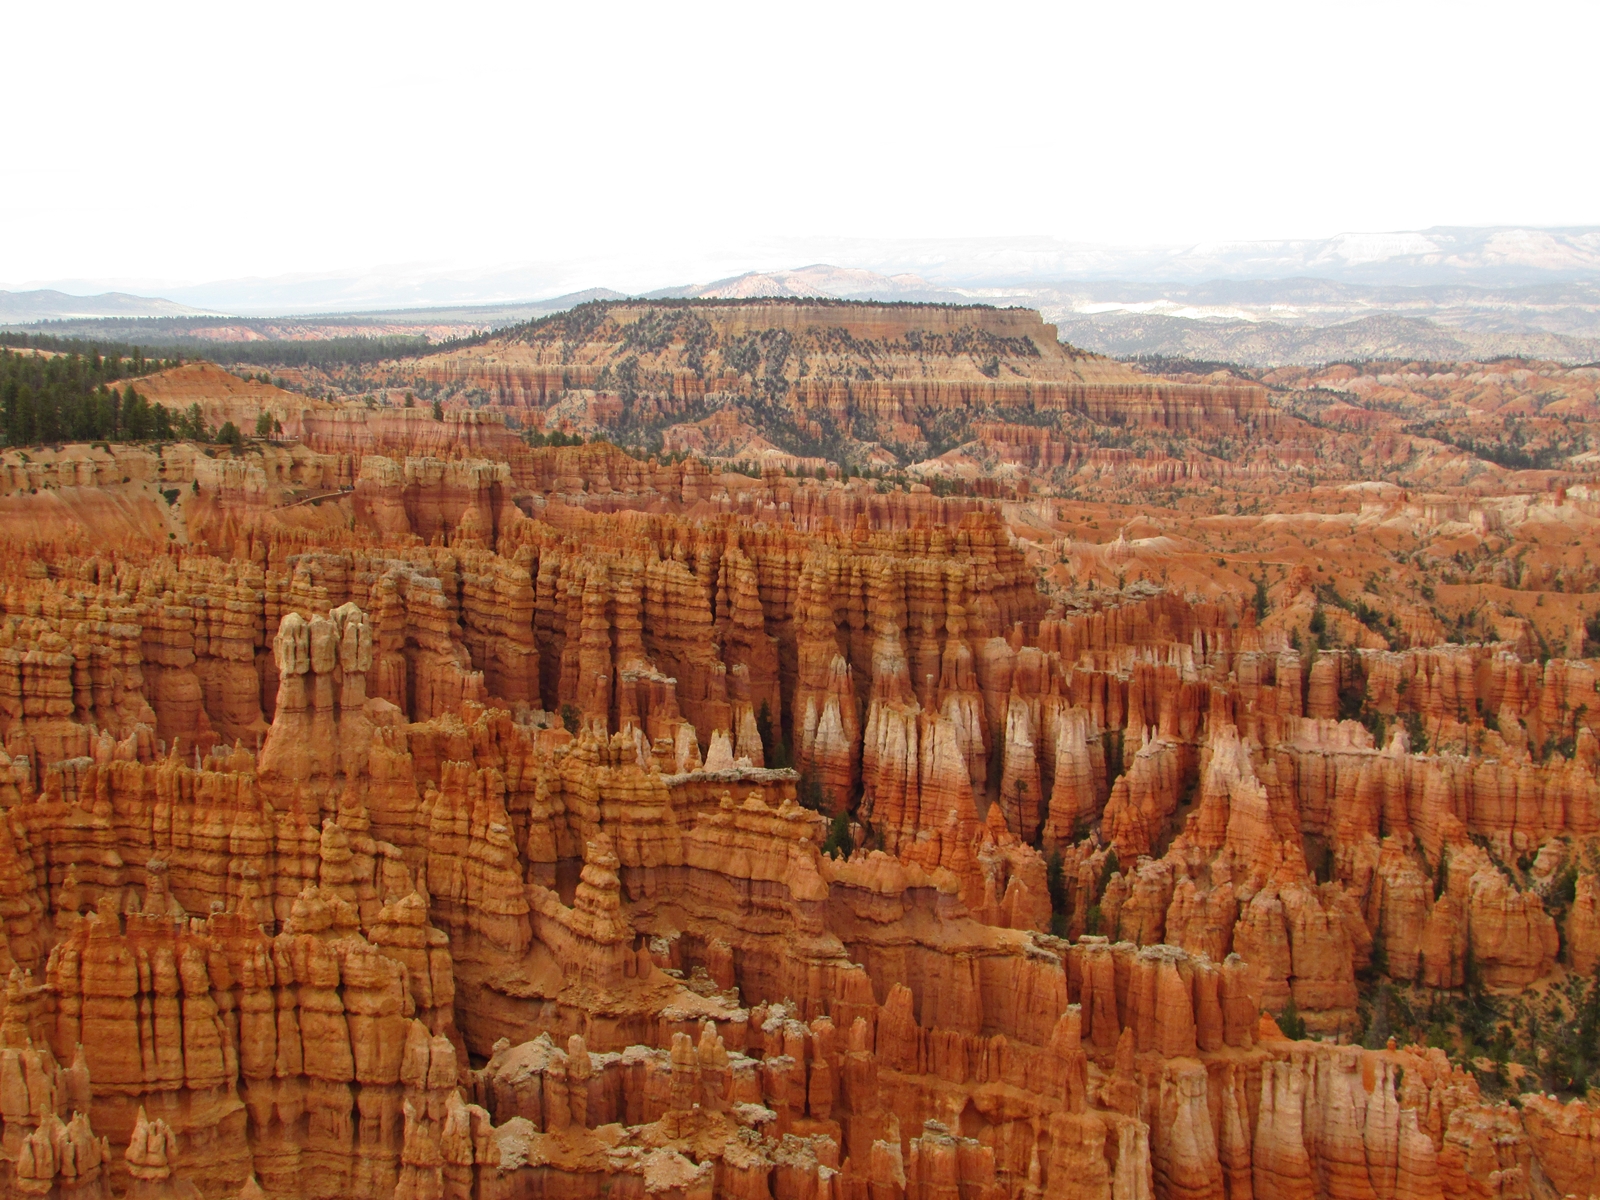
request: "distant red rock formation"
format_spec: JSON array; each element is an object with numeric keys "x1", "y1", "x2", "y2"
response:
[{"x1": 0, "y1": 334, "x2": 1593, "y2": 1196}]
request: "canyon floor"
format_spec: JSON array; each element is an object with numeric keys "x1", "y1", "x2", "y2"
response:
[{"x1": 0, "y1": 300, "x2": 1597, "y2": 1199}]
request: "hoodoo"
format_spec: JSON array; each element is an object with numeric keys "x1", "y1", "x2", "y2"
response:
[{"x1": 0, "y1": 297, "x2": 1597, "y2": 1199}]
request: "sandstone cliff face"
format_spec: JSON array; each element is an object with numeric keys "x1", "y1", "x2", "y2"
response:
[
  {"x1": 409, "y1": 301, "x2": 1277, "y2": 452},
  {"x1": 0, "y1": 412, "x2": 1595, "y2": 1200},
  {"x1": 3, "y1": 505, "x2": 1595, "y2": 1038}
]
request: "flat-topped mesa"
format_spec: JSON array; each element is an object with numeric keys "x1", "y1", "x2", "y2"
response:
[
  {"x1": 410, "y1": 299, "x2": 1275, "y2": 436},
  {"x1": 618, "y1": 300, "x2": 1069, "y2": 346},
  {"x1": 421, "y1": 301, "x2": 1080, "y2": 402}
]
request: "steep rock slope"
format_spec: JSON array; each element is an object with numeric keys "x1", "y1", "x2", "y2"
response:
[
  {"x1": 0, "y1": 301, "x2": 1595, "y2": 1199},
  {"x1": 403, "y1": 301, "x2": 1275, "y2": 464},
  {"x1": 0, "y1": 431, "x2": 1593, "y2": 1197}
]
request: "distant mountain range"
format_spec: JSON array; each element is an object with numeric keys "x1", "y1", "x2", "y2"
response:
[
  {"x1": 1051, "y1": 312, "x2": 1600, "y2": 368},
  {"x1": 0, "y1": 289, "x2": 213, "y2": 322},
  {"x1": 8, "y1": 227, "x2": 1600, "y2": 365},
  {"x1": 681, "y1": 227, "x2": 1600, "y2": 290},
  {"x1": 642, "y1": 265, "x2": 971, "y2": 304},
  {"x1": 0, "y1": 291, "x2": 629, "y2": 347},
  {"x1": 919, "y1": 226, "x2": 1600, "y2": 287},
  {"x1": 11, "y1": 226, "x2": 1600, "y2": 315}
]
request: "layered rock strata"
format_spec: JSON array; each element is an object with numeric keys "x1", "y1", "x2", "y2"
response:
[{"x1": 0, "y1": 427, "x2": 1594, "y2": 1198}]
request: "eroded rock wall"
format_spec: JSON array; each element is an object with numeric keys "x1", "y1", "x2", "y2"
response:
[{"x1": 0, "y1": 435, "x2": 1595, "y2": 1199}]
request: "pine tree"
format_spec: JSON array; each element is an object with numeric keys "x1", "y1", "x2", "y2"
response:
[
  {"x1": 36, "y1": 382, "x2": 61, "y2": 444},
  {"x1": 822, "y1": 811, "x2": 853, "y2": 859},
  {"x1": 1046, "y1": 850, "x2": 1069, "y2": 935},
  {"x1": 123, "y1": 386, "x2": 150, "y2": 440},
  {"x1": 178, "y1": 403, "x2": 205, "y2": 440},
  {"x1": 9, "y1": 383, "x2": 35, "y2": 446}
]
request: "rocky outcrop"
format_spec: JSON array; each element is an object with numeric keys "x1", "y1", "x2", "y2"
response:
[
  {"x1": 413, "y1": 301, "x2": 1277, "y2": 439},
  {"x1": 2, "y1": 375, "x2": 1598, "y2": 1200}
]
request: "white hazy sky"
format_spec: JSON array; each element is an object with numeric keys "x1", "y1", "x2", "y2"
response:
[{"x1": 4, "y1": 0, "x2": 1597, "y2": 292}]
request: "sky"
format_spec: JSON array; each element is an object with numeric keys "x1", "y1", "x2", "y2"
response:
[{"x1": 4, "y1": 0, "x2": 1598, "y2": 295}]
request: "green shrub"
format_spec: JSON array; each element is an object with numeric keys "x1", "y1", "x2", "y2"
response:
[
  {"x1": 1279, "y1": 994, "x2": 1307, "y2": 1040},
  {"x1": 822, "y1": 811, "x2": 853, "y2": 859}
]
